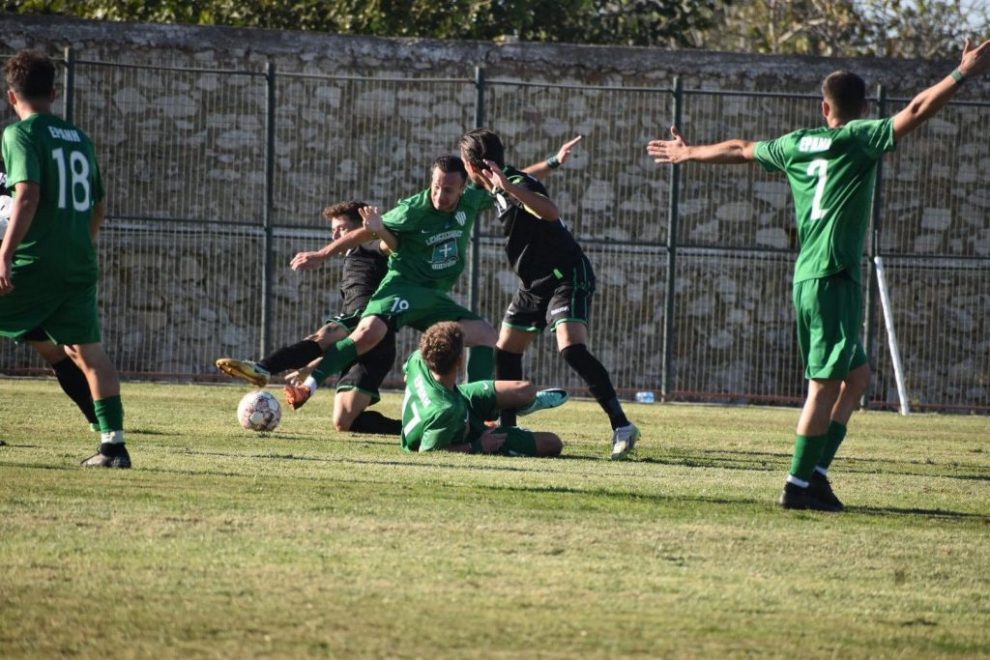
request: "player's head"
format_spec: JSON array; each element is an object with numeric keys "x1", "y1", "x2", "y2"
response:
[
  {"x1": 323, "y1": 200, "x2": 367, "y2": 241},
  {"x1": 821, "y1": 70, "x2": 868, "y2": 124},
  {"x1": 420, "y1": 321, "x2": 464, "y2": 377},
  {"x1": 3, "y1": 50, "x2": 56, "y2": 112},
  {"x1": 430, "y1": 155, "x2": 467, "y2": 213},
  {"x1": 459, "y1": 129, "x2": 505, "y2": 185}
]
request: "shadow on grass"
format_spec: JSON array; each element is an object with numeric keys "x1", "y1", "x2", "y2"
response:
[{"x1": 846, "y1": 505, "x2": 990, "y2": 522}]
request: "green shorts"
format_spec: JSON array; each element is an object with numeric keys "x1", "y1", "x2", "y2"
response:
[
  {"x1": 793, "y1": 270, "x2": 867, "y2": 381},
  {"x1": 0, "y1": 279, "x2": 101, "y2": 345},
  {"x1": 457, "y1": 380, "x2": 538, "y2": 456},
  {"x1": 362, "y1": 277, "x2": 481, "y2": 332},
  {"x1": 488, "y1": 426, "x2": 538, "y2": 457}
]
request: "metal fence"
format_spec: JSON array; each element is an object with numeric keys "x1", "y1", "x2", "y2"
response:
[{"x1": 1, "y1": 49, "x2": 987, "y2": 413}]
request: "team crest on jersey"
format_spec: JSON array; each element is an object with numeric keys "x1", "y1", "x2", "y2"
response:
[{"x1": 455, "y1": 211, "x2": 466, "y2": 226}]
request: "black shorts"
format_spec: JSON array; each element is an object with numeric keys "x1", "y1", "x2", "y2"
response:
[
  {"x1": 335, "y1": 329, "x2": 396, "y2": 403},
  {"x1": 503, "y1": 257, "x2": 596, "y2": 332}
]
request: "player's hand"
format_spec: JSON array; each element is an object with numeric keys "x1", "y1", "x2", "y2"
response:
[
  {"x1": 359, "y1": 205, "x2": 385, "y2": 235},
  {"x1": 290, "y1": 251, "x2": 324, "y2": 271},
  {"x1": 959, "y1": 38, "x2": 990, "y2": 78},
  {"x1": 478, "y1": 429, "x2": 507, "y2": 454},
  {"x1": 646, "y1": 126, "x2": 689, "y2": 164},
  {"x1": 555, "y1": 135, "x2": 583, "y2": 165},
  {"x1": 0, "y1": 258, "x2": 13, "y2": 296},
  {"x1": 482, "y1": 159, "x2": 510, "y2": 191}
]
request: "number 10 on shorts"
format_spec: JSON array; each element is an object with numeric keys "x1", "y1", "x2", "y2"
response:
[{"x1": 390, "y1": 298, "x2": 410, "y2": 313}]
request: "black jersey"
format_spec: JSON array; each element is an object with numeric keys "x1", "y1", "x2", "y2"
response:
[
  {"x1": 339, "y1": 243, "x2": 388, "y2": 314},
  {"x1": 494, "y1": 166, "x2": 586, "y2": 288}
]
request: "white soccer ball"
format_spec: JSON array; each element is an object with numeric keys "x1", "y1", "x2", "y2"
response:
[
  {"x1": 0, "y1": 195, "x2": 11, "y2": 238},
  {"x1": 237, "y1": 390, "x2": 281, "y2": 432}
]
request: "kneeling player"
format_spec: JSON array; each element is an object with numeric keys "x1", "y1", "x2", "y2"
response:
[{"x1": 401, "y1": 321, "x2": 566, "y2": 456}]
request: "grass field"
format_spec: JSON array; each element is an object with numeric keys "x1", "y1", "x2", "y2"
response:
[{"x1": 1, "y1": 378, "x2": 988, "y2": 658}]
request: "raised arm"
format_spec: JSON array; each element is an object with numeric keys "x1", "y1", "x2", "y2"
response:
[
  {"x1": 647, "y1": 126, "x2": 756, "y2": 165},
  {"x1": 893, "y1": 38, "x2": 990, "y2": 141},
  {"x1": 289, "y1": 225, "x2": 376, "y2": 271},
  {"x1": 523, "y1": 135, "x2": 583, "y2": 180}
]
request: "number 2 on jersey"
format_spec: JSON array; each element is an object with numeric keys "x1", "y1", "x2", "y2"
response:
[
  {"x1": 807, "y1": 158, "x2": 829, "y2": 221},
  {"x1": 51, "y1": 147, "x2": 91, "y2": 212}
]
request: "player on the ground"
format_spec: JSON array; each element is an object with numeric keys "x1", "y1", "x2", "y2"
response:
[
  {"x1": 459, "y1": 129, "x2": 640, "y2": 460},
  {"x1": 216, "y1": 201, "x2": 403, "y2": 434},
  {"x1": 283, "y1": 155, "x2": 504, "y2": 410},
  {"x1": 647, "y1": 38, "x2": 990, "y2": 510},
  {"x1": 0, "y1": 50, "x2": 130, "y2": 467},
  {"x1": 401, "y1": 321, "x2": 565, "y2": 456},
  {"x1": 1, "y1": 167, "x2": 100, "y2": 432}
]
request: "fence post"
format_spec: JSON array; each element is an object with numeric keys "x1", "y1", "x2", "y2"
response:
[
  {"x1": 661, "y1": 76, "x2": 682, "y2": 401},
  {"x1": 260, "y1": 61, "x2": 277, "y2": 358},
  {"x1": 63, "y1": 46, "x2": 74, "y2": 124},
  {"x1": 468, "y1": 65, "x2": 486, "y2": 313},
  {"x1": 862, "y1": 83, "x2": 886, "y2": 408}
]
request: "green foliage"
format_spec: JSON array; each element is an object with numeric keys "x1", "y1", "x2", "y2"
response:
[
  {"x1": 7, "y1": 0, "x2": 725, "y2": 47},
  {"x1": 1, "y1": 381, "x2": 990, "y2": 656}
]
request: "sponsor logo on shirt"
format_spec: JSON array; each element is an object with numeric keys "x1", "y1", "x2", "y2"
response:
[{"x1": 425, "y1": 230, "x2": 462, "y2": 246}]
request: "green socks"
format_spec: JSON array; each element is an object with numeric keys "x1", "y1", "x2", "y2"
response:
[
  {"x1": 817, "y1": 420, "x2": 847, "y2": 471},
  {"x1": 789, "y1": 433, "x2": 827, "y2": 483},
  {"x1": 94, "y1": 395, "x2": 124, "y2": 434},
  {"x1": 311, "y1": 338, "x2": 358, "y2": 384},
  {"x1": 467, "y1": 346, "x2": 494, "y2": 382}
]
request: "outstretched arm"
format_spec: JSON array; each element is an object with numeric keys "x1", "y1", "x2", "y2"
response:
[
  {"x1": 523, "y1": 135, "x2": 583, "y2": 180},
  {"x1": 647, "y1": 126, "x2": 756, "y2": 165},
  {"x1": 290, "y1": 226, "x2": 376, "y2": 271},
  {"x1": 893, "y1": 38, "x2": 990, "y2": 141},
  {"x1": 0, "y1": 181, "x2": 40, "y2": 296}
]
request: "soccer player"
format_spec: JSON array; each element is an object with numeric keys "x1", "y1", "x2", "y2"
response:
[
  {"x1": 401, "y1": 321, "x2": 564, "y2": 456},
  {"x1": 216, "y1": 200, "x2": 402, "y2": 434},
  {"x1": 647, "y1": 38, "x2": 990, "y2": 510},
  {"x1": 458, "y1": 129, "x2": 640, "y2": 460},
  {"x1": 284, "y1": 156, "x2": 503, "y2": 409},
  {"x1": 0, "y1": 50, "x2": 130, "y2": 467},
  {"x1": 2, "y1": 166, "x2": 99, "y2": 432}
]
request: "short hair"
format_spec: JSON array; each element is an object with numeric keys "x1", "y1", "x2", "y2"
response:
[
  {"x1": 459, "y1": 128, "x2": 505, "y2": 169},
  {"x1": 821, "y1": 70, "x2": 867, "y2": 122},
  {"x1": 3, "y1": 50, "x2": 55, "y2": 101},
  {"x1": 431, "y1": 155, "x2": 468, "y2": 182},
  {"x1": 420, "y1": 321, "x2": 464, "y2": 376},
  {"x1": 322, "y1": 200, "x2": 366, "y2": 226}
]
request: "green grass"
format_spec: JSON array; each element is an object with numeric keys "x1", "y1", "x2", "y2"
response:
[{"x1": 1, "y1": 379, "x2": 988, "y2": 658}]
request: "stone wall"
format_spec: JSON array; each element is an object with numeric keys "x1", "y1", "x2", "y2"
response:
[{"x1": 0, "y1": 15, "x2": 986, "y2": 411}]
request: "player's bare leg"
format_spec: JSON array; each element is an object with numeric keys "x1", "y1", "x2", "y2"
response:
[
  {"x1": 65, "y1": 343, "x2": 130, "y2": 469},
  {"x1": 458, "y1": 318, "x2": 498, "y2": 382}
]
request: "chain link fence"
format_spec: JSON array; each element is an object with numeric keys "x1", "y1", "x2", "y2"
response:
[{"x1": 0, "y1": 52, "x2": 987, "y2": 413}]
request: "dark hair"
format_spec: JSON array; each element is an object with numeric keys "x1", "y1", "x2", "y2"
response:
[
  {"x1": 431, "y1": 155, "x2": 468, "y2": 182},
  {"x1": 420, "y1": 321, "x2": 464, "y2": 376},
  {"x1": 322, "y1": 200, "x2": 366, "y2": 226},
  {"x1": 821, "y1": 70, "x2": 867, "y2": 122},
  {"x1": 3, "y1": 50, "x2": 55, "y2": 101},
  {"x1": 459, "y1": 128, "x2": 505, "y2": 169}
]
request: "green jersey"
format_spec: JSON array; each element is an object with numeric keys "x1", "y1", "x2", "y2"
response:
[
  {"x1": 400, "y1": 350, "x2": 471, "y2": 452},
  {"x1": 754, "y1": 118, "x2": 895, "y2": 283},
  {"x1": 2, "y1": 113, "x2": 104, "y2": 287},
  {"x1": 381, "y1": 186, "x2": 492, "y2": 292}
]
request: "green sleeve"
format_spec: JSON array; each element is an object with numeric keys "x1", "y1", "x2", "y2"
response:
[
  {"x1": 2, "y1": 125, "x2": 40, "y2": 188},
  {"x1": 89, "y1": 145, "x2": 105, "y2": 205},
  {"x1": 753, "y1": 135, "x2": 790, "y2": 173},
  {"x1": 382, "y1": 203, "x2": 415, "y2": 233}
]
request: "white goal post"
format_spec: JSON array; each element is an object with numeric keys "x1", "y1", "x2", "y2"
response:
[{"x1": 873, "y1": 256, "x2": 910, "y2": 415}]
